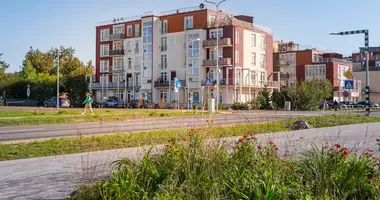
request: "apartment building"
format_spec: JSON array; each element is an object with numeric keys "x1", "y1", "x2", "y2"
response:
[
  {"x1": 91, "y1": 5, "x2": 276, "y2": 106},
  {"x1": 274, "y1": 45, "x2": 362, "y2": 102}
]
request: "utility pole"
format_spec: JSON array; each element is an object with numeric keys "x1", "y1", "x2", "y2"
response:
[
  {"x1": 56, "y1": 49, "x2": 60, "y2": 108},
  {"x1": 330, "y1": 30, "x2": 370, "y2": 116},
  {"x1": 205, "y1": 0, "x2": 227, "y2": 112}
]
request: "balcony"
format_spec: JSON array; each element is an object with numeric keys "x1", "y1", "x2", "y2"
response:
[
  {"x1": 280, "y1": 73, "x2": 290, "y2": 79},
  {"x1": 159, "y1": 45, "x2": 167, "y2": 52},
  {"x1": 201, "y1": 79, "x2": 217, "y2": 86},
  {"x1": 203, "y1": 38, "x2": 232, "y2": 48},
  {"x1": 109, "y1": 33, "x2": 124, "y2": 41},
  {"x1": 154, "y1": 80, "x2": 186, "y2": 88},
  {"x1": 109, "y1": 49, "x2": 124, "y2": 56},
  {"x1": 202, "y1": 58, "x2": 232, "y2": 66},
  {"x1": 314, "y1": 58, "x2": 353, "y2": 65},
  {"x1": 91, "y1": 82, "x2": 136, "y2": 89}
]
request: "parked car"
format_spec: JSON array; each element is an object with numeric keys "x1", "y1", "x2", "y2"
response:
[
  {"x1": 104, "y1": 99, "x2": 121, "y2": 108},
  {"x1": 43, "y1": 97, "x2": 70, "y2": 108},
  {"x1": 340, "y1": 101, "x2": 364, "y2": 109},
  {"x1": 129, "y1": 99, "x2": 150, "y2": 108},
  {"x1": 357, "y1": 101, "x2": 380, "y2": 109},
  {"x1": 319, "y1": 100, "x2": 334, "y2": 110}
]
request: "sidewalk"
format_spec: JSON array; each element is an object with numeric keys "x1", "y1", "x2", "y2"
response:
[{"x1": 0, "y1": 123, "x2": 379, "y2": 199}]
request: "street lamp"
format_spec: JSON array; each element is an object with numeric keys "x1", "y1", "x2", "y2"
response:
[
  {"x1": 205, "y1": 0, "x2": 227, "y2": 112},
  {"x1": 329, "y1": 30, "x2": 370, "y2": 116}
]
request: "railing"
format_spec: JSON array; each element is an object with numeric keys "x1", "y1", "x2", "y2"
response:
[
  {"x1": 159, "y1": 45, "x2": 167, "y2": 52},
  {"x1": 280, "y1": 73, "x2": 290, "y2": 79},
  {"x1": 109, "y1": 33, "x2": 124, "y2": 41},
  {"x1": 154, "y1": 81, "x2": 169, "y2": 87},
  {"x1": 208, "y1": 19, "x2": 271, "y2": 34},
  {"x1": 314, "y1": 58, "x2": 353, "y2": 65},
  {"x1": 202, "y1": 58, "x2": 232, "y2": 66},
  {"x1": 91, "y1": 82, "x2": 136, "y2": 89},
  {"x1": 111, "y1": 65, "x2": 124, "y2": 72},
  {"x1": 203, "y1": 38, "x2": 232, "y2": 48},
  {"x1": 201, "y1": 79, "x2": 217, "y2": 86},
  {"x1": 109, "y1": 49, "x2": 125, "y2": 56}
]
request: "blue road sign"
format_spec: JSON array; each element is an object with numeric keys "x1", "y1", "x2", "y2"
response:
[
  {"x1": 344, "y1": 80, "x2": 354, "y2": 89},
  {"x1": 176, "y1": 82, "x2": 181, "y2": 89}
]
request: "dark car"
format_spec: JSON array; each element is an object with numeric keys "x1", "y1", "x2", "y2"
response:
[
  {"x1": 43, "y1": 97, "x2": 70, "y2": 108},
  {"x1": 104, "y1": 99, "x2": 121, "y2": 108},
  {"x1": 357, "y1": 101, "x2": 379, "y2": 108},
  {"x1": 319, "y1": 100, "x2": 334, "y2": 110},
  {"x1": 129, "y1": 99, "x2": 150, "y2": 108}
]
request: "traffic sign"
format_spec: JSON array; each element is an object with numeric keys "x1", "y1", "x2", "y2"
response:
[
  {"x1": 26, "y1": 88, "x2": 30, "y2": 97},
  {"x1": 344, "y1": 80, "x2": 354, "y2": 89},
  {"x1": 343, "y1": 70, "x2": 354, "y2": 79},
  {"x1": 176, "y1": 82, "x2": 181, "y2": 89},
  {"x1": 343, "y1": 91, "x2": 349, "y2": 97}
]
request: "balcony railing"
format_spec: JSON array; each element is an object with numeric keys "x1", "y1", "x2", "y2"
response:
[
  {"x1": 202, "y1": 58, "x2": 232, "y2": 66},
  {"x1": 154, "y1": 80, "x2": 186, "y2": 87},
  {"x1": 109, "y1": 49, "x2": 125, "y2": 56},
  {"x1": 201, "y1": 79, "x2": 217, "y2": 86},
  {"x1": 203, "y1": 38, "x2": 232, "y2": 48},
  {"x1": 91, "y1": 82, "x2": 136, "y2": 89},
  {"x1": 109, "y1": 33, "x2": 124, "y2": 41},
  {"x1": 280, "y1": 73, "x2": 290, "y2": 79},
  {"x1": 314, "y1": 58, "x2": 353, "y2": 65},
  {"x1": 208, "y1": 19, "x2": 272, "y2": 34},
  {"x1": 159, "y1": 45, "x2": 167, "y2": 52}
]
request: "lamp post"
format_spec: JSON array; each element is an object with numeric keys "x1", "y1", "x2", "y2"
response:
[
  {"x1": 205, "y1": 0, "x2": 227, "y2": 112},
  {"x1": 56, "y1": 49, "x2": 60, "y2": 108},
  {"x1": 329, "y1": 30, "x2": 370, "y2": 116}
]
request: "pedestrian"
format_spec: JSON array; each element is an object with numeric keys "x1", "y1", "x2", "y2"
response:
[
  {"x1": 333, "y1": 100, "x2": 338, "y2": 112},
  {"x1": 81, "y1": 93, "x2": 94, "y2": 115}
]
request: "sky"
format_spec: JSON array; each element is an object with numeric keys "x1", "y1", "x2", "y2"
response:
[{"x1": 1, "y1": 0, "x2": 380, "y2": 72}]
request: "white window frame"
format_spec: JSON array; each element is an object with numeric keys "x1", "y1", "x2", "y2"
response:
[
  {"x1": 160, "y1": 72, "x2": 167, "y2": 81},
  {"x1": 161, "y1": 20, "x2": 168, "y2": 34},
  {"x1": 160, "y1": 90, "x2": 168, "y2": 101},
  {"x1": 127, "y1": 25, "x2": 132, "y2": 36},
  {"x1": 251, "y1": 52, "x2": 256, "y2": 65},
  {"x1": 260, "y1": 54, "x2": 265, "y2": 69},
  {"x1": 113, "y1": 25, "x2": 124, "y2": 34},
  {"x1": 113, "y1": 58, "x2": 124, "y2": 71},
  {"x1": 161, "y1": 37, "x2": 167, "y2": 51},
  {"x1": 127, "y1": 58, "x2": 132, "y2": 69},
  {"x1": 161, "y1": 55, "x2": 167, "y2": 69},
  {"x1": 100, "y1": 29, "x2": 109, "y2": 42},
  {"x1": 261, "y1": 35, "x2": 266, "y2": 51},
  {"x1": 113, "y1": 42, "x2": 123, "y2": 51},
  {"x1": 235, "y1": 30, "x2": 240, "y2": 43},
  {"x1": 184, "y1": 16, "x2": 193, "y2": 30},
  {"x1": 210, "y1": 29, "x2": 223, "y2": 39},
  {"x1": 143, "y1": 62, "x2": 152, "y2": 78},
  {"x1": 135, "y1": 24, "x2": 140, "y2": 37},
  {"x1": 100, "y1": 44, "x2": 109, "y2": 57},
  {"x1": 251, "y1": 33, "x2": 256, "y2": 47},
  {"x1": 235, "y1": 50, "x2": 239, "y2": 63},
  {"x1": 188, "y1": 40, "x2": 200, "y2": 57},
  {"x1": 100, "y1": 60, "x2": 109, "y2": 72},
  {"x1": 188, "y1": 58, "x2": 200, "y2": 76}
]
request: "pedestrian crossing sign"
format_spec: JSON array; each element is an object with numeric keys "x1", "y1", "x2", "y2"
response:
[
  {"x1": 344, "y1": 80, "x2": 354, "y2": 90},
  {"x1": 344, "y1": 70, "x2": 353, "y2": 79}
]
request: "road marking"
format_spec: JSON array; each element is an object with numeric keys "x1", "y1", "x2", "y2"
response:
[{"x1": 0, "y1": 128, "x2": 47, "y2": 134}]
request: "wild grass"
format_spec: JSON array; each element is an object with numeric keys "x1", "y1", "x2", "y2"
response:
[
  {"x1": 1, "y1": 115, "x2": 380, "y2": 161},
  {"x1": 70, "y1": 131, "x2": 380, "y2": 199}
]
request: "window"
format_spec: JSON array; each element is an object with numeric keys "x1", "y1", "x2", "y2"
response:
[
  {"x1": 235, "y1": 50, "x2": 239, "y2": 63},
  {"x1": 143, "y1": 45, "x2": 152, "y2": 61},
  {"x1": 126, "y1": 41, "x2": 131, "y2": 52},
  {"x1": 376, "y1": 61, "x2": 380, "y2": 67},
  {"x1": 161, "y1": 20, "x2": 168, "y2": 34},
  {"x1": 188, "y1": 58, "x2": 200, "y2": 75},
  {"x1": 260, "y1": 72, "x2": 265, "y2": 84},
  {"x1": 161, "y1": 37, "x2": 167, "y2": 51},
  {"x1": 113, "y1": 25, "x2": 124, "y2": 34},
  {"x1": 127, "y1": 25, "x2": 132, "y2": 36},
  {"x1": 113, "y1": 42, "x2": 123, "y2": 50},
  {"x1": 161, "y1": 55, "x2": 167, "y2": 69},
  {"x1": 143, "y1": 27, "x2": 153, "y2": 43},
  {"x1": 250, "y1": 73, "x2": 256, "y2": 85},
  {"x1": 251, "y1": 52, "x2": 256, "y2": 65},
  {"x1": 100, "y1": 44, "x2": 109, "y2": 56},
  {"x1": 143, "y1": 62, "x2": 152, "y2": 78},
  {"x1": 260, "y1": 54, "x2": 265, "y2": 69},
  {"x1": 160, "y1": 90, "x2": 168, "y2": 101},
  {"x1": 127, "y1": 58, "x2": 132, "y2": 69},
  {"x1": 100, "y1": 60, "x2": 109, "y2": 72},
  {"x1": 235, "y1": 30, "x2": 240, "y2": 43},
  {"x1": 160, "y1": 72, "x2": 167, "y2": 81},
  {"x1": 261, "y1": 35, "x2": 266, "y2": 50},
  {"x1": 209, "y1": 15, "x2": 217, "y2": 25},
  {"x1": 112, "y1": 74, "x2": 119, "y2": 83},
  {"x1": 184, "y1": 16, "x2": 193, "y2": 30},
  {"x1": 187, "y1": 33, "x2": 199, "y2": 39},
  {"x1": 135, "y1": 24, "x2": 140, "y2": 37},
  {"x1": 188, "y1": 40, "x2": 200, "y2": 57},
  {"x1": 143, "y1": 21, "x2": 153, "y2": 27},
  {"x1": 251, "y1": 33, "x2": 256, "y2": 47},
  {"x1": 135, "y1": 40, "x2": 139, "y2": 53},
  {"x1": 100, "y1": 29, "x2": 109, "y2": 42},
  {"x1": 192, "y1": 92, "x2": 200, "y2": 103},
  {"x1": 113, "y1": 58, "x2": 124, "y2": 71},
  {"x1": 210, "y1": 30, "x2": 223, "y2": 39}
]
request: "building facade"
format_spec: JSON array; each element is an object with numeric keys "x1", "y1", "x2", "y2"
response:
[
  {"x1": 274, "y1": 46, "x2": 362, "y2": 102},
  {"x1": 92, "y1": 5, "x2": 276, "y2": 107}
]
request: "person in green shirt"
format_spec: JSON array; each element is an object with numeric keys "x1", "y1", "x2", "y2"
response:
[{"x1": 81, "y1": 92, "x2": 94, "y2": 115}]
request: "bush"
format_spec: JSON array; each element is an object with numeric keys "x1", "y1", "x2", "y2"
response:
[
  {"x1": 192, "y1": 104, "x2": 198, "y2": 110},
  {"x1": 71, "y1": 133, "x2": 380, "y2": 199},
  {"x1": 231, "y1": 102, "x2": 248, "y2": 110},
  {"x1": 218, "y1": 104, "x2": 229, "y2": 110}
]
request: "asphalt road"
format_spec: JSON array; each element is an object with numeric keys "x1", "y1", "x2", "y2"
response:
[
  {"x1": 0, "y1": 111, "x2": 328, "y2": 143},
  {"x1": 0, "y1": 122, "x2": 379, "y2": 199}
]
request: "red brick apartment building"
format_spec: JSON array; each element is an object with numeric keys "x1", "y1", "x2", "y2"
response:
[
  {"x1": 92, "y1": 5, "x2": 277, "y2": 105},
  {"x1": 274, "y1": 41, "x2": 362, "y2": 102}
]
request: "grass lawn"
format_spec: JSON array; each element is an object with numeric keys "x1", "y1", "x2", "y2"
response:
[
  {"x1": 0, "y1": 107, "x2": 211, "y2": 127},
  {"x1": 1, "y1": 115, "x2": 380, "y2": 161}
]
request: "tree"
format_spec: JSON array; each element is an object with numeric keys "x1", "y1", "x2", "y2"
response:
[
  {"x1": 258, "y1": 87, "x2": 271, "y2": 110},
  {"x1": 0, "y1": 53, "x2": 9, "y2": 73},
  {"x1": 295, "y1": 78, "x2": 333, "y2": 110},
  {"x1": 22, "y1": 60, "x2": 37, "y2": 82}
]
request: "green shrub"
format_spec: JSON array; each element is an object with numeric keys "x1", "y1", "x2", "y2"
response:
[
  {"x1": 159, "y1": 113, "x2": 169, "y2": 117},
  {"x1": 57, "y1": 110, "x2": 68, "y2": 115}
]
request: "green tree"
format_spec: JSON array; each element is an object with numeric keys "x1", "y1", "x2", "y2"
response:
[
  {"x1": 0, "y1": 53, "x2": 9, "y2": 73},
  {"x1": 258, "y1": 87, "x2": 271, "y2": 110},
  {"x1": 296, "y1": 78, "x2": 333, "y2": 110},
  {"x1": 22, "y1": 60, "x2": 37, "y2": 82}
]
